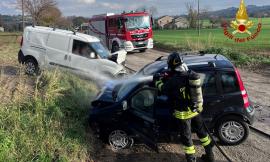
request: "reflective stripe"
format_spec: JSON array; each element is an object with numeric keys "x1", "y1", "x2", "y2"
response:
[
  {"x1": 200, "y1": 135, "x2": 211, "y2": 147},
  {"x1": 174, "y1": 110, "x2": 199, "y2": 119},
  {"x1": 155, "y1": 80, "x2": 164, "y2": 91},
  {"x1": 158, "y1": 82, "x2": 163, "y2": 90},
  {"x1": 155, "y1": 80, "x2": 162, "y2": 87},
  {"x1": 189, "y1": 79, "x2": 201, "y2": 86},
  {"x1": 183, "y1": 145, "x2": 196, "y2": 154}
]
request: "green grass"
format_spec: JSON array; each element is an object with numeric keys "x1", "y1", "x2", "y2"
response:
[
  {"x1": 0, "y1": 70, "x2": 98, "y2": 161},
  {"x1": 0, "y1": 35, "x2": 99, "y2": 161},
  {"x1": 154, "y1": 17, "x2": 270, "y2": 53}
]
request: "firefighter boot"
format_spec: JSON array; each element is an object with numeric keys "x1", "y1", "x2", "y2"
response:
[
  {"x1": 201, "y1": 144, "x2": 215, "y2": 162},
  {"x1": 186, "y1": 154, "x2": 196, "y2": 162}
]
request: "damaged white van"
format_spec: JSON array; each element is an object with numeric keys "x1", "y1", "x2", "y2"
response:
[{"x1": 18, "y1": 26, "x2": 127, "y2": 78}]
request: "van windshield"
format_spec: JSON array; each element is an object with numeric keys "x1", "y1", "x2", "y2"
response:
[{"x1": 90, "y1": 42, "x2": 110, "y2": 58}]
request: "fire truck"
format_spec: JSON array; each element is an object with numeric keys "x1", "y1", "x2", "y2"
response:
[{"x1": 89, "y1": 12, "x2": 154, "y2": 53}]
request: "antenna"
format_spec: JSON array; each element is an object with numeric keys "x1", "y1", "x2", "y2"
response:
[{"x1": 214, "y1": 54, "x2": 219, "y2": 59}]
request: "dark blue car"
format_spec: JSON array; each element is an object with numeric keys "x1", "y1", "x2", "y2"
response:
[{"x1": 89, "y1": 54, "x2": 255, "y2": 151}]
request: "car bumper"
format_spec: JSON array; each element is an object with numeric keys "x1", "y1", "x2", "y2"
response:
[{"x1": 123, "y1": 39, "x2": 154, "y2": 52}]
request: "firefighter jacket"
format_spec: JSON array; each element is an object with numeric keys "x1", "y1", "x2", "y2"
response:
[{"x1": 155, "y1": 70, "x2": 203, "y2": 120}]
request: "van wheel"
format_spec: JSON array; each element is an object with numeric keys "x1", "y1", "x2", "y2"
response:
[
  {"x1": 25, "y1": 58, "x2": 39, "y2": 75},
  {"x1": 216, "y1": 116, "x2": 249, "y2": 145},
  {"x1": 108, "y1": 130, "x2": 134, "y2": 152},
  {"x1": 111, "y1": 42, "x2": 120, "y2": 53},
  {"x1": 139, "y1": 49, "x2": 146, "y2": 53}
]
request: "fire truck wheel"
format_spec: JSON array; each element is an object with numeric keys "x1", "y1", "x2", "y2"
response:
[{"x1": 111, "y1": 42, "x2": 120, "y2": 53}]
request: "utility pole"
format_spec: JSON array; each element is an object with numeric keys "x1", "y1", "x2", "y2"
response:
[
  {"x1": 22, "y1": 0, "x2": 25, "y2": 31},
  {"x1": 197, "y1": 0, "x2": 200, "y2": 36}
]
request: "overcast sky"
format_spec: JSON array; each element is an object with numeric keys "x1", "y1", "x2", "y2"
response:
[{"x1": 1, "y1": 0, "x2": 270, "y2": 17}]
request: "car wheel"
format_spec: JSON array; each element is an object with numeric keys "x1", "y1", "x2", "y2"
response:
[
  {"x1": 108, "y1": 130, "x2": 134, "y2": 151},
  {"x1": 111, "y1": 42, "x2": 120, "y2": 53},
  {"x1": 216, "y1": 116, "x2": 249, "y2": 145},
  {"x1": 25, "y1": 58, "x2": 39, "y2": 75}
]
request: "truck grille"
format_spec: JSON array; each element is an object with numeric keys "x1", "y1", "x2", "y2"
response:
[{"x1": 131, "y1": 33, "x2": 148, "y2": 39}]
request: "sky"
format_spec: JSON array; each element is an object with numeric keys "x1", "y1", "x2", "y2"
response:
[{"x1": 1, "y1": 0, "x2": 270, "y2": 17}]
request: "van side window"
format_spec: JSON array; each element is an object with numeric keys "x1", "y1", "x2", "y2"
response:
[
  {"x1": 72, "y1": 40, "x2": 96, "y2": 58},
  {"x1": 220, "y1": 73, "x2": 239, "y2": 93},
  {"x1": 199, "y1": 73, "x2": 217, "y2": 96}
]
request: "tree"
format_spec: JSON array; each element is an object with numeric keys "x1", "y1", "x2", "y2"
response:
[
  {"x1": 39, "y1": 6, "x2": 61, "y2": 26},
  {"x1": 185, "y1": 2, "x2": 198, "y2": 28},
  {"x1": 17, "y1": 0, "x2": 57, "y2": 25}
]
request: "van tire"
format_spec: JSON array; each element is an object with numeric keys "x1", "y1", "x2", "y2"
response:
[
  {"x1": 25, "y1": 58, "x2": 39, "y2": 75},
  {"x1": 139, "y1": 49, "x2": 146, "y2": 53},
  {"x1": 111, "y1": 42, "x2": 120, "y2": 53},
  {"x1": 215, "y1": 115, "x2": 249, "y2": 145}
]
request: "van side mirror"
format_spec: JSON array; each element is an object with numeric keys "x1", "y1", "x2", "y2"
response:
[{"x1": 90, "y1": 52, "x2": 96, "y2": 59}]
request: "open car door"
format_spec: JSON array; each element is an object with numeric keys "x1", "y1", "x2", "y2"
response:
[{"x1": 126, "y1": 87, "x2": 159, "y2": 152}]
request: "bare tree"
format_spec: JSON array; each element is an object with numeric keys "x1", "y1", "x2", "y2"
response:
[
  {"x1": 185, "y1": 2, "x2": 198, "y2": 29},
  {"x1": 17, "y1": 0, "x2": 57, "y2": 25},
  {"x1": 39, "y1": 6, "x2": 61, "y2": 26}
]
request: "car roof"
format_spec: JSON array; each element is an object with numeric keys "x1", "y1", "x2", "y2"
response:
[
  {"x1": 142, "y1": 54, "x2": 235, "y2": 75},
  {"x1": 183, "y1": 54, "x2": 234, "y2": 69},
  {"x1": 25, "y1": 26, "x2": 100, "y2": 43}
]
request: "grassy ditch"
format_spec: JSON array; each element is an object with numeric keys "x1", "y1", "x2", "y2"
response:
[{"x1": 0, "y1": 70, "x2": 98, "y2": 161}]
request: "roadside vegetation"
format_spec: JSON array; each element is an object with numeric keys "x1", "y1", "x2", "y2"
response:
[
  {"x1": 0, "y1": 69, "x2": 98, "y2": 161},
  {"x1": 0, "y1": 35, "x2": 98, "y2": 161}
]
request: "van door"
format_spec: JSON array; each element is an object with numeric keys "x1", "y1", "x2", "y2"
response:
[
  {"x1": 126, "y1": 87, "x2": 159, "y2": 152},
  {"x1": 46, "y1": 32, "x2": 71, "y2": 69},
  {"x1": 68, "y1": 39, "x2": 98, "y2": 78}
]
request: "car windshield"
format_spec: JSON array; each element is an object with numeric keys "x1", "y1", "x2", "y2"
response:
[
  {"x1": 141, "y1": 61, "x2": 167, "y2": 75},
  {"x1": 125, "y1": 16, "x2": 150, "y2": 30},
  {"x1": 116, "y1": 82, "x2": 137, "y2": 102},
  {"x1": 90, "y1": 42, "x2": 110, "y2": 58}
]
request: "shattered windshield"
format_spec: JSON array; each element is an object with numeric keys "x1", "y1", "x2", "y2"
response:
[{"x1": 125, "y1": 16, "x2": 150, "y2": 30}]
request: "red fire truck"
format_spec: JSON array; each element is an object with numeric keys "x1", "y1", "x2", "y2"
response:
[{"x1": 89, "y1": 12, "x2": 154, "y2": 53}]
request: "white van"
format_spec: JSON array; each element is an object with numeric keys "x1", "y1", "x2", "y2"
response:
[{"x1": 18, "y1": 26, "x2": 127, "y2": 79}]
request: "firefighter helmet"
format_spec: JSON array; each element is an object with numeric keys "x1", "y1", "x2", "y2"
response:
[{"x1": 167, "y1": 52, "x2": 184, "y2": 70}]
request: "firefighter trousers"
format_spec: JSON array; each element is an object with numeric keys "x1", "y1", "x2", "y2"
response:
[{"x1": 176, "y1": 114, "x2": 212, "y2": 155}]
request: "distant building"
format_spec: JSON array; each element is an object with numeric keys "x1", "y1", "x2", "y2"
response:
[
  {"x1": 156, "y1": 16, "x2": 174, "y2": 29},
  {"x1": 0, "y1": 27, "x2": 4, "y2": 32},
  {"x1": 164, "y1": 17, "x2": 189, "y2": 29}
]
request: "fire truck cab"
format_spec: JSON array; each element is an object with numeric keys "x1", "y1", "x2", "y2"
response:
[{"x1": 89, "y1": 12, "x2": 154, "y2": 53}]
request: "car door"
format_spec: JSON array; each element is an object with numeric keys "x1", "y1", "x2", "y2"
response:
[
  {"x1": 197, "y1": 70, "x2": 224, "y2": 124},
  {"x1": 126, "y1": 87, "x2": 160, "y2": 152},
  {"x1": 46, "y1": 32, "x2": 71, "y2": 69},
  {"x1": 68, "y1": 39, "x2": 98, "y2": 78}
]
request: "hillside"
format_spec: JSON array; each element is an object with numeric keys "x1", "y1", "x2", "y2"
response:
[{"x1": 208, "y1": 5, "x2": 270, "y2": 18}]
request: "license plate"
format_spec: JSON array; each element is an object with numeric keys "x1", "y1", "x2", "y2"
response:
[{"x1": 138, "y1": 42, "x2": 144, "y2": 45}]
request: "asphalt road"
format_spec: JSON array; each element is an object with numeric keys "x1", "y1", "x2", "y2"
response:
[{"x1": 107, "y1": 49, "x2": 270, "y2": 162}]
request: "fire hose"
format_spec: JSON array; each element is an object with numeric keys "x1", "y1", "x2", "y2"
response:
[{"x1": 202, "y1": 120, "x2": 234, "y2": 162}]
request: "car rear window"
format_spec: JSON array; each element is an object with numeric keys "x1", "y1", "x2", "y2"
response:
[{"x1": 220, "y1": 73, "x2": 239, "y2": 94}]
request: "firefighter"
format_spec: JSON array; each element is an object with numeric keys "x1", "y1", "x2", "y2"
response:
[{"x1": 153, "y1": 52, "x2": 215, "y2": 162}]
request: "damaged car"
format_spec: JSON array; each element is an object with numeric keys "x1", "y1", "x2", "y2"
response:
[{"x1": 89, "y1": 54, "x2": 255, "y2": 151}]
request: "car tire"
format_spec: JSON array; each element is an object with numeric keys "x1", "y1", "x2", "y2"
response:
[
  {"x1": 139, "y1": 49, "x2": 146, "y2": 53},
  {"x1": 25, "y1": 58, "x2": 39, "y2": 75},
  {"x1": 108, "y1": 129, "x2": 134, "y2": 152},
  {"x1": 216, "y1": 115, "x2": 249, "y2": 145},
  {"x1": 111, "y1": 42, "x2": 120, "y2": 53}
]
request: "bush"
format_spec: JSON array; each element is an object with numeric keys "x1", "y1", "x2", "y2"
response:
[{"x1": 0, "y1": 70, "x2": 98, "y2": 161}]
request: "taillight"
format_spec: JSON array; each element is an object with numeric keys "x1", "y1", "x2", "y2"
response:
[
  {"x1": 20, "y1": 37, "x2": 23, "y2": 47},
  {"x1": 235, "y1": 68, "x2": 250, "y2": 108}
]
